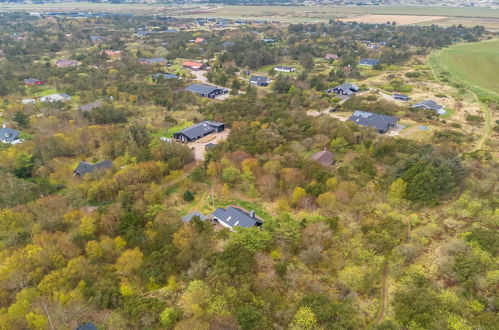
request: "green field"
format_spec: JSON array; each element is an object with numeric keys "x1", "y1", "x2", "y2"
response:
[
  {"x1": 429, "y1": 39, "x2": 499, "y2": 100},
  {"x1": 428, "y1": 39, "x2": 499, "y2": 150}
]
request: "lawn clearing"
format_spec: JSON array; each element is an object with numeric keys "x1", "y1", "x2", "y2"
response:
[{"x1": 429, "y1": 39, "x2": 499, "y2": 100}]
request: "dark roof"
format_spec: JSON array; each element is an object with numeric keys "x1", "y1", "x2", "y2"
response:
[
  {"x1": 74, "y1": 160, "x2": 112, "y2": 176},
  {"x1": 152, "y1": 73, "x2": 178, "y2": 80},
  {"x1": 212, "y1": 206, "x2": 263, "y2": 229},
  {"x1": 185, "y1": 84, "x2": 221, "y2": 95},
  {"x1": 412, "y1": 100, "x2": 443, "y2": 111},
  {"x1": 75, "y1": 322, "x2": 98, "y2": 330},
  {"x1": 250, "y1": 75, "x2": 271, "y2": 84},
  {"x1": 0, "y1": 127, "x2": 21, "y2": 143},
  {"x1": 332, "y1": 83, "x2": 359, "y2": 94},
  {"x1": 359, "y1": 58, "x2": 381, "y2": 66},
  {"x1": 181, "y1": 211, "x2": 206, "y2": 223},
  {"x1": 348, "y1": 110, "x2": 399, "y2": 132},
  {"x1": 393, "y1": 93, "x2": 410, "y2": 100},
  {"x1": 79, "y1": 101, "x2": 102, "y2": 112},
  {"x1": 310, "y1": 150, "x2": 334, "y2": 166},
  {"x1": 139, "y1": 57, "x2": 166, "y2": 64},
  {"x1": 274, "y1": 66, "x2": 295, "y2": 71},
  {"x1": 176, "y1": 121, "x2": 223, "y2": 140}
]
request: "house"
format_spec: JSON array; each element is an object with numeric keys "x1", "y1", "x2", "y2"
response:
[
  {"x1": 348, "y1": 110, "x2": 399, "y2": 133},
  {"x1": 328, "y1": 83, "x2": 360, "y2": 96},
  {"x1": 393, "y1": 94, "x2": 410, "y2": 101},
  {"x1": 222, "y1": 41, "x2": 235, "y2": 47},
  {"x1": 194, "y1": 37, "x2": 205, "y2": 43},
  {"x1": 152, "y1": 73, "x2": 178, "y2": 80},
  {"x1": 74, "y1": 322, "x2": 98, "y2": 330},
  {"x1": 211, "y1": 206, "x2": 263, "y2": 231},
  {"x1": 184, "y1": 84, "x2": 228, "y2": 99},
  {"x1": 138, "y1": 57, "x2": 167, "y2": 65},
  {"x1": 274, "y1": 66, "x2": 296, "y2": 73},
  {"x1": 40, "y1": 93, "x2": 71, "y2": 103},
  {"x1": 262, "y1": 38, "x2": 276, "y2": 43},
  {"x1": 74, "y1": 160, "x2": 112, "y2": 176},
  {"x1": 412, "y1": 100, "x2": 446, "y2": 115},
  {"x1": 249, "y1": 75, "x2": 271, "y2": 86},
  {"x1": 0, "y1": 127, "x2": 21, "y2": 144},
  {"x1": 359, "y1": 59, "x2": 381, "y2": 67},
  {"x1": 79, "y1": 101, "x2": 102, "y2": 112},
  {"x1": 103, "y1": 50, "x2": 121, "y2": 56},
  {"x1": 22, "y1": 98, "x2": 36, "y2": 105},
  {"x1": 173, "y1": 121, "x2": 224, "y2": 142},
  {"x1": 181, "y1": 211, "x2": 206, "y2": 223},
  {"x1": 310, "y1": 150, "x2": 335, "y2": 166},
  {"x1": 55, "y1": 59, "x2": 79, "y2": 67},
  {"x1": 24, "y1": 78, "x2": 44, "y2": 86},
  {"x1": 182, "y1": 61, "x2": 205, "y2": 70},
  {"x1": 90, "y1": 35, "x2": 103, "y2": 42},
  {"x1": 324, "y1": 53, "x2": 339, "y2": 60}
]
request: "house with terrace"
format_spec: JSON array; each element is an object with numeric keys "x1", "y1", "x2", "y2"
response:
[
  {"x1": 274, "y1": 66, "x2": 296, "y2": 73},
  {"x1": 412, "y1": 100, "x2": 446, "y2": 115},
  {"x1": 0, "y1": 127, "x2": 21, "y2": 144},
  {"x1": 211, "y1": 206, "x2": 263, "y2": 231},
  {"x1": 152, "y1": 73, "x2": 178, "y2": 80},
  {"x1": 359, "y1": 58, "x2": 381, "y2": 67},
  {"x1": 139, "y1": 57, "x2": 167, "y2": 65},
  {"x1": 328, "y1": 83, "x2": 360, "y2": 97},
  {"x1": 24, "y1": 78, "x2": 44, "y2": 86},
  {"x1": 40, "y1": 93, "x2": 71, "y2": 103},
  {"x1": 182, "y1": 61, "x2": 205, "y2": 71},
  {"x1": 250, "y1": 75, "x2": 271, "y2": 86},
  {"x1": 74, "y1": 160, "x2": 112, "y2": 176},
  {"x1": 184, "y1": 84, "x2": 228, "y2": 99},
  {"x1": 348, "y1": 110, "x2": 399, "y2": 134},
  {"x1": 55, "y1": 59, "x2": 79, "y2": 68},
  {"x1": 173, "y1": 121, "x2": 224, "y2": 142}
]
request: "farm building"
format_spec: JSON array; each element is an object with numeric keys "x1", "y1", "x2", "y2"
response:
[
  {"x1": 250, "y1": 75, "x2": 271, "y2": 86},
  {"x1": 348, "y1": 110, "x2": 399, "y2": 134},
  {"x1": 211, "y1": 206, "x2": 263, "y2": 231},
  {"x1": 74, "y1": 160, "x2": 112, "y2": 176},
  {"x1": 173, "y1": 121, "x2": 224, "y2": 142},
  {"x1": 184, "y1": 84, "x2": 228, "y2": 99},
  {"x1": 274, "y1": 66, "x2": 296, "y2": 73}
]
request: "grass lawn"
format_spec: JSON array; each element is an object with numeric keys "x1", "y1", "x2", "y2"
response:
[
  {"x1": 428, "y1": 39, "x2": 499, "y2": 100},
  {"x1": 151, "y1": 121, "x2": 193, "y2": 139},
  {"x1": 428, "y1": 39, "x2": 499, "y2": 150}
]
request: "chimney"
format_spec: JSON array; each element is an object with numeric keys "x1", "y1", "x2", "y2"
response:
[{"x1": 250, "y1": 210, "x2": 255, "y2": 218}]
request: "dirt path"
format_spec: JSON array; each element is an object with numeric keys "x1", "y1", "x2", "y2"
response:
[{"x1": 376, "y1": 260, "x2": 389, "y2": 325}]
